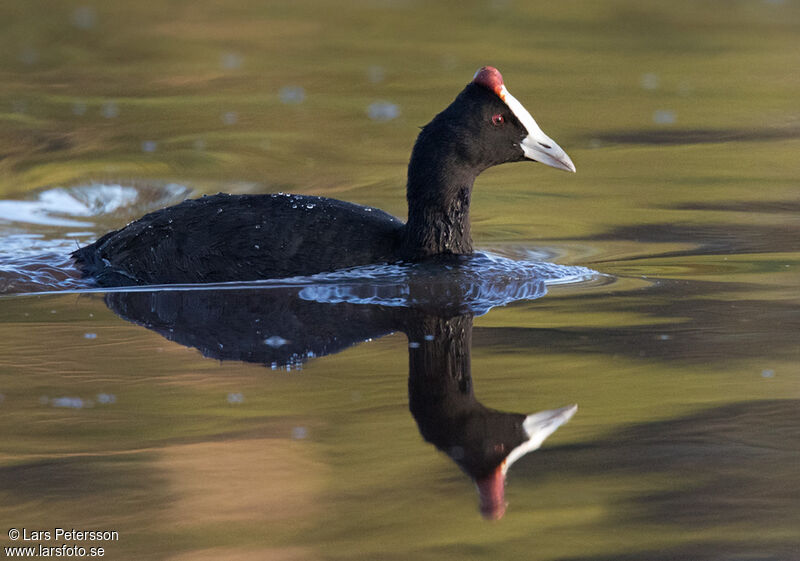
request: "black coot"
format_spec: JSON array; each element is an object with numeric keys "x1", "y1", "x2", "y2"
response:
[{"x1": 72, "y1": 67, "x2": 575, "y2": 286}]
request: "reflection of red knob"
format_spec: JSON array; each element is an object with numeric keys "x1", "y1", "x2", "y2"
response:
[{"x1": 476, "y1": 465, "x2": 507, "y2": 520}]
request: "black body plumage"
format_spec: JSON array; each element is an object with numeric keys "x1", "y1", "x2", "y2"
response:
[
  {"x1": 73, "y1": 193, "x2": 403, "y2": 285},
  {"x1": 73, "y1": 70, "x2": 563, "y2": 286}
]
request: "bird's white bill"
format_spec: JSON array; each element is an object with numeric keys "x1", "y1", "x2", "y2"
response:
[{"x1": 501, "y1": 85, "x2": 576, "y2": 173}]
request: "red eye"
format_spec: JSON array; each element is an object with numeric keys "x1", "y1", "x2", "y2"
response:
[{"x1": 491, "y1": 113, "x2": 504, "y2": 126}]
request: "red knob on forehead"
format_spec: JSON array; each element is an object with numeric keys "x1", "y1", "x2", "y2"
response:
[{"x1": 471, "y1": 66, "x2": 505, "y2": 97}]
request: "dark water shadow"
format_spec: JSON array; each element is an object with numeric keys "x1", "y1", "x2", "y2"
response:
[
  {"x1": 477, "y1": 278, "x2": 800, "y2": 365},
  {"x1": 674, "y1": 199, "x2": 800, "y2": 214},
  {"x1": 586, "y1": 221, "x2": 800, "y2": 258},
  {"x1": 532, "y1": 399, "x2": 800, "y2": 560},
  {"x1": 0, "y1": 455, "x2": 157, "y2": 502},
  {"x1": 530, "y1": 204, "x2": 800, "y2": 365},
  {"x1": 566, "y1": 193, "x2": 800, "y2": 261},
  {"x1": 593, "y1": 126, "x2": 800, "y2": 146},
  {"x1": 0, "y1": 453, "x2": 168, "y2": 533}
]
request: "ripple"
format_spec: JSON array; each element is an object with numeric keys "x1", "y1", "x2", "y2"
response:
[
  {"x1": 0, "y1": 182, "x2": 192, "y2": 228},
  {"x1": 0, "y1": 183, "x2": 193, "y2": 294},
  {"x1": 296, "y1": 253, "x2": 598, "y2": 314}
]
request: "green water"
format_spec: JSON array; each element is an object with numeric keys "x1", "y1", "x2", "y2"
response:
[{"x1": 1, "y1": 1, "x2": 799, "y2": 560}]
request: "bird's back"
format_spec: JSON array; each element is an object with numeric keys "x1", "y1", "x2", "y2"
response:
[{"x1": 72, "y1": 193, "x2": 405, "y2": 286}]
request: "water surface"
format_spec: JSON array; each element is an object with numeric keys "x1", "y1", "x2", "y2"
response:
[{"x1": 1, "y1": 1, "x2": 799, "y2": 560}]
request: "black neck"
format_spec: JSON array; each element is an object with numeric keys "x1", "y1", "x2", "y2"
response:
[
  {"x1": 401, "y1": 125, "x2": 480, "y2": 259},
  {"x1": 406, "y1": 313, "x2": 528, "y2": 481},
  {"x1": 407, "y1": 314, "x2": 476, "y2": 425}
]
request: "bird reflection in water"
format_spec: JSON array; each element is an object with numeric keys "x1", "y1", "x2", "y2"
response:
[
  {"x1": 102, "y1": 257, "x2": 579, "y2": 519},
  {"x1": 405, "y1": 312, "x2": 576, "y2": 519}
]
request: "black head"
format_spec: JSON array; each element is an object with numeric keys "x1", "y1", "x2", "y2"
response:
[
  {"x1": 431, "y1": 83, "x2": 531, "y2": 172},
  {"x1": 410, "y1": 66, "x2": 575, "y2": 179},
  {"x1": 403, "y1": 67, "x2": 575, "y2": 258},
  {"x1": 443, "y1": 408, "x2": 529, "y2": 481},
  {"x1": 412, "y1": 397, "x2": 579, "y2": 519}
]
